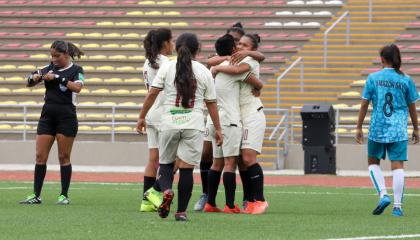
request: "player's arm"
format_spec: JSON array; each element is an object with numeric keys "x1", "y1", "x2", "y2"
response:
[
  {"x1": 409, "y1": 103, "x2": 419, "y2": 144},
  {"x1": 207, "y1": 55, "x2": 230, "y2": 68},
  {"x1": 212, "y1": 63, "x2": 250, "y2": 76},
  {"x1": 244, "y1": 73, "x2": 263, "y2": 90},
  {"x1": 206, "y1": 100, "x2": 223, "y2": 146},
  {"x1": 232, "y1": 50, "x2": 265, "y2": 64},
  {"x1": 355, "y1": 99, "x2": 369, "y2": 144},
  {"x1": 136, "y1": 87, "x2": 161, "y2": 134}
]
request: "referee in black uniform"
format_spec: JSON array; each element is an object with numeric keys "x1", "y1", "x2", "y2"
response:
[{"x1": 20, "y1": 40, "x2": 85, "y2": 205}]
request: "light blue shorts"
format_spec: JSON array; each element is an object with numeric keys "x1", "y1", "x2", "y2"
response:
[{"x1": 368, "y1": 139, "x2": 408, "y2": 161}]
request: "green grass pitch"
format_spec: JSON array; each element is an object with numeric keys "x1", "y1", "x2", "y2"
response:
[{"x1": 1, "y1": 181, "x2": 420, "y2": 240}]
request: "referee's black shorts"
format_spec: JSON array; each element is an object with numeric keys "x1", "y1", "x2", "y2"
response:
[{"x1": 37, "y1": 103, "x2": 78, "y2": 137}]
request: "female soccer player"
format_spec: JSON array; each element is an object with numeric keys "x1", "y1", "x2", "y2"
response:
[
  {"x1": 19, "y1": 40, "x2": 85, "y2": 205},
  {"x1": 140, "y1": 28, "x2": 173, "y2": 212},
  {"x1": 209, "y1": 34, "x2": 268, "y2": 214},
  {"x1": 137, "y1": 33, "x2": 223, "y2": 221},
  {"x1": 356, "y1": 44, "x2": 419, "y2": 217}
]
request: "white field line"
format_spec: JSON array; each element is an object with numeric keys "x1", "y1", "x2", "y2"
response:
[{"x1": 323, "y1": 233, "x2": 420, "y2": 240}]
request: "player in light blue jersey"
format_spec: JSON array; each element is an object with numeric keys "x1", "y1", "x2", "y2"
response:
[{"x1": 356, "y1": 44, "x2": 419, "y2": 217}]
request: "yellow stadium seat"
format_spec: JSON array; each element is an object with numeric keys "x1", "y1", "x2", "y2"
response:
[
  {"x1": 78, "y1": 101, "x2": 97, "y2": 105},
  {"x1": 104, "y1": 33, "x2": 121, "y2": 38},
  {"x1": 336, "y1": 128, "x2": 348, "y2": 134},
  {"x1": 119, "y1": 102, "x2": 138, "y2": 106},
  {"x1": 66, "y1": 32, "x2": 83, "y2": 37},
  {"x1": 93, "y1": 126, "x2": 111, "y2": 131},
  {"x1": 6, "y1": 76, "x2": 24, "y2": 82},
  {"x1": 98, "y1": 101, "x2": 117, "y2": 106},
  {"x1": 125, "y1": 78, "x2": 143, "y2": 83},
  {"x1": 80, "y1": 55, "x2": 88, "y2": 60},
  {"x1": 106, "y1": 114, "x2": 125, "y2": 120},
  {"x1": 30, "y1": 54, "x2": 49, "y2": 59},
  {"x1": 80, "y1": 88, "x2": 90, "y2": 94},
  {"x1": 86, "y1": 77, "x2": 102, "y2": 83},
  {"x1": 112, "y1": 89, "x2": 130, "y2": 94},
  {"x1": 145, "y1": 11, "x2": 162, "y2": 16},
  {"x1": 86, "y1": 113, "x2": 105, "y2": 119},
  {"x1": 171, "y1": 22, "x2": 188, "y2": 27},
  {"x1": 0, "y1": 76, "x2": 4, "y2": 81},
  {"x1": 116, "y1": 66, "x2": 135, "y2": 71},
  {"x1": 333, "y1": 103, "x2": 348, "y2": 109},
  {"x1": 0, "y1": 65, "x2": 17, "y2": 70},
  {"x1": 78, "y1": 125, "x2": 92, "y2": 131},
  {"x1": 134, "y1": 22, "x2": 151, "y2": 26},
  {"x1": 353, "y1": 80, "x2": 366, "y2": 85},
  {"x1": 20, "y1": 101, "x2": 37, "y2": 105},
  {"x1": 136, "y1": 67, "x2": 143, "y2": 71},
  {"x1": 164, "y1": 11, "x2": 180, "y2": 15},
  {"x1": 13, "y1": 125, "x2": 32, "y2": 130},
  {"x1": 125, "y1": 114, "x2": 138, "y2": 119},
  {"x1": 96, "y1": 66, "x2": 115, "y2": 71},
  {"x1": 138, "y1": 1, "x2": 155, "y2": 4},
  {"x1": 115, "y1": 126, "x2": 133, "y2": 132},
  {"x1": 104, "y1": 78, "x2": 123, "y2": 83},
  {"x1": 85, "y1": 32, "x2": 102, "y2": 37},
  {"x1": 77, "y1": 113, "x2": 85, "y2": 119},
  {"x1": 102, "y1": 44, "x2": 120, "y2": 48},
  {"x1": 131, "y1": 89, "x2": 147, "y2": 94},
  {"x1": 140, "y1": 33, "x2": 147, "y2": 38},
  {"x1": 152, "y1": 22, "x2": 169, "y2": 26},
  {"x1": 96, "y1": 22, "x2": 114, "y2": 26},
  {"x1": 83, "y1": 66, "x2": 95, "y2": 71},
  {"x1": 82, "y1": 43, "x2": 100, "y2": 48},
  {"x1": 89, "y1": 55, "x2": 107, "y2": 60},
  {"x1": 340, "y1": 116, "x2": 357, "y2": 121},
  {"x1": 122, "y1": 33, "x2": 140, "y2": 38},
  {"x1": 13, "y1": 88, "x2": 30, "y2": 93},
  {"x1": 42, "y1": 44, "x2": 50, "y2": 48},
  {"x1": 128, "y1": 56, "x2": 145, "y2": 60},
  {"x1": 18, "y1": 65, "x2": 36, "y2": 70},
  {"x1": 32, "y1": 89, "x2": 45, "y2": 94},
  {"x1": 157, "y1": 1, "x2": 173, "y2": 4},
  {"x1": 92, "y1": 89, "x2": 110, "y2": 94},
  {"x1": 27, "y1": 113, "x2": 40, "y2": 118},
  {"x1": 350, "y1": 128, "x2": 368, "y2": 134},
  {"x1": 115, "y1": 22, "x2": 133, "y2": 26},
  {"x1": 109, "y1": 55, "x2": 127, "y2": 60},
  {"x1": 126, "y1": 11, "x2": 144, "y2": 15},
  {"x1": 6, "y1": 113, "x2": 23, "y2": 118},
  {"x1": 0, "y1": 124, "x2": 12, "y2": 130},
  {"x1": 0, "y1": 88, "x2": 11, "y2": 93},
  {"x1": 121, "y1": 44, "x2": 140, "y2": 48},
  {"x1": 341, "y1": 91, "x2": 360, "y2": 97}
]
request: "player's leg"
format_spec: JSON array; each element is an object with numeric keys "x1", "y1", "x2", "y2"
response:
[
  {"x1": 389, "y1": 141, "x2": 407, "y2": 217},
  {"x1": 194, "y1": 140, "x2": 213, "y2": 211},
  {"x1": 222, "y1": 156, "x2": 240, "y2": 213},
  {"x1": 205, "y1": 157, "x2": 224, "y2": 212},
  {"x1": 238, "y1": 156, "x2": 252, "y2": 208},
  {"x1": 56, "y1": 133, "x2": 76, "y2": 205},
  {"x1": 368, "y1": 140, "x2": 390, "y2": 215}
]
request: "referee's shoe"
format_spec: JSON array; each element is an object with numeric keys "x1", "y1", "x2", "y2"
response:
[{"x1": 19, "y1": 193, "x2": 42, "y2": 204}]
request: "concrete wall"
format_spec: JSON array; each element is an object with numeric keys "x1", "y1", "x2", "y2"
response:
[{"x1": 1, "y1": 142, "x2": 420, "y2": 171}]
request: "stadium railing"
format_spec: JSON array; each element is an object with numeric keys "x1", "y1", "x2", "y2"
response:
[
  {"x1": 267, "y1": 108, "x2": 289, "y2": 169},
  {"x1": 276, "y1": 56, "x2": 304, "y2": 110},
  {"x1": 323, "y1": 10, "x2": 350, "y2": 68}
]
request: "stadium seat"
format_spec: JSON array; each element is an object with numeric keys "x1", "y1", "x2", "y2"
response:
[
  {"x1": 104, "y1": 78, "x2": 123, "y2": 83},
  {"x1": 112, "y1": 89, "x2": 130, "y2": 94},
  {"x1": 92, "y1": 89, "x2": 110, "y2": 94},
  {"x1": 340, "y1": 91, "x2": 360, "y2": 97}
]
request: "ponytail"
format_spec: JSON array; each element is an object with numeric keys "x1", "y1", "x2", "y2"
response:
[
  {"x1": 50, "y1": 40, "x2": 84, "y2": 59},
  {"x1": 380, "y1": 44, "x2": 403, "y2": 75},
  {"x1": 227, "y1": 22, "x2": 245, "y2": 36},
  {"x1": 244, "y1": 33, "x2": 261, "y2": 50},
  {"x1": 144, "y1": 28, "x2": 172, "y2": 69},
  {"x1": 174, "y1": 33, "x2": 200, "y2": 108}
]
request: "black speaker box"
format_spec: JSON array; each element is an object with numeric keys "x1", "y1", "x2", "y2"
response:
[
  {"x1": 300, "y1": 104, "x2": 335, "y2": 146},
  {"x1": 304, "y1": 146, "x2": 336, "y2": 174}
]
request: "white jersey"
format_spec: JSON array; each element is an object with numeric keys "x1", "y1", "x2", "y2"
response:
[
  {"x1": 239, "y1": 56, "x2": 264, "y2": 118},
  {"x1": 143, "y1": 55, "x2": 169, "y2": 126},
  {"x1": 212, "y1": 60, "x2": 249, "y2": 127},
  {"x1": 152, "y1": 60, "x2": 217, "y2": 131}
]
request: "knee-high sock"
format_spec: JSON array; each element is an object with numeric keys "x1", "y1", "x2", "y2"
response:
[
  {"x1": 223, "y1": 172, "x2": 236, "y2": 208},
  {"x1": 368, "y1": 164, "x2": 388, "y2": 198},
  {"x1": 34, "y1": 164, "x2": 47, "y2": 197},
  {"x1": 200, "y1": 161, "x2": 212, "y2": 194},
  {"x1": 207, "y1": 169, "x2": 222, "y2": 207},
  {"x1": 248, "y1": 163, "x2": 265, "y2": 201},
  {"x1": 143, "y1": 176, "x2": 156, "y2": 198},
  {"x1": 392, "y1": 169, "x2": 404, "y2": 208},
  {"x1": 239, "y1": 170, "x2": 252, "y2": 202},
  {"x1": 177, "y1": 168, "x2": 194, "y2": 212},
  {"x1": 157, "y1": 163, "x2": 174, "y2": 192},
  {"x1": 60, "y1": 164, "x2": 72, "y2": 197}
]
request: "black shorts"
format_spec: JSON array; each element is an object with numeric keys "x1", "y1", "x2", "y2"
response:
[{"x1": 37, "y1": 103, "x2": 78, "y2": 137}]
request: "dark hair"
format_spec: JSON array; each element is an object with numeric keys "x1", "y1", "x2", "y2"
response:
[
  {"x1": 143, "y1": 28, "x2": 172, "y2": 69},
  {"x1": 380, "y1": 44, "x2": 403, "y2": 75},
  {"x1": 226, "y1": 22, "x2": 245, "y2": 37},
  {"x1": 50, "y1": 40, "x2": 84, "y2": 59},
  {"x1": 175, "y1": 33, "x2": 199, "y2": 108},
  {"x1": 215, "y1": 34, "x2": 236, "y2": 56},
  {"x1": 244, "y1": 33, "x2": 261, "y2": 50}
]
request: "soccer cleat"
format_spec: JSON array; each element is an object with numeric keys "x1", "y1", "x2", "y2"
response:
[
  {"x1": 19, "y1": 193, "x2": 41, "y2": 204},
  {"x1": 158, "y1": 189, "x2": 174, "y2": 219},
  {"x1": 392, "y1": 207, "x2": 404, "y2": 217},
  {"x1": 203, "y1": 203, "x2": 222, "y2": 213},
  {"x1": 244, "y1": 201, "x2": 256, "y2": 214},
  {"x1": 251, "y1": 201, "x2": 269, "y2": 214},
  {"x1": 193, "y1": 194, "x2": 208, "y2": 211},
  {"x1": 56, "y1": 195, "x2": 70, "y2": 205},
  {"x1": 242, "y1": 200, "x2": 249, "y2": 210},
  {"x1": 144, "y1": 187, "x2": 163, "y2": 208},
  {"x1": 223, "y1": 204, "x2": 242, "y2": 214},
  {"x1": 140, "y1": 199, "x2": 157, "y2": 212},
  {"x1": 372, "y1": 195, "x2": 391, "y2": 215},
  {"x1": 175, "y1": 212, "x2": 188, "y2": 221}
]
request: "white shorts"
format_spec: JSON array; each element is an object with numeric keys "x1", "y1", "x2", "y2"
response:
[
  {"x1": 203, "y1": 121, "x2": 212, "y2": 142},
  {"x1": 209, "y1": 124, "x2": 242, "y2": 158},
  {"x1": 146, "y1": 125, "x2": 159, "y2": 149},
  {"x1": 158, "y1": 129, "x2": 204, "y2": 166},
  {"x1": 241, "y1": 110, "x2": 266, "y2": 154}
]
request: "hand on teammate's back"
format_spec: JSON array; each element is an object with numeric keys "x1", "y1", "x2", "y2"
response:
[
  {"x1": 412, "y1": 129, "x2": 419, "y2": 144},
  {"x1": 136, "y1": 118, "x2": 146, "y2": 134},
  {"x1": 231, "y1": 50, "x2": 248, "y2": 64},
  {"x1": 355, "y1": 128, "x2": 364, "y2": 144}
]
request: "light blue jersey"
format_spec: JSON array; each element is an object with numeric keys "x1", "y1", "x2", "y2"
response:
[{"x1": 362, "y1": 68, "x2": 419, "y2": 143}]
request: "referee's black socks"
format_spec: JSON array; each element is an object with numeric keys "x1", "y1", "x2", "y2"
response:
[
  {"x1": 223, "y1": 172, "x2": 236, "y2": 209},
  {"x1": 247, "y1": 163, "x2": 265, "y2": 201},
  {"x1": 177, "y1": 168, "x2": 193, "y2": 213},
  {"x1": 60, "y1": 164, "x2": 72, "y2": 197},
  {"x1": 34, "y1": 164, "x2": 47, "y2": 197},
  {"x1": 207, "y1": 169, "x2": 222, "y2": 207},
  {"x1": 157, "y1": 163, "x2": 174, "y2": 191}
]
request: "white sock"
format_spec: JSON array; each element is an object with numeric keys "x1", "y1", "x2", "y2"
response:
[
  {"x1": 392, "y1": 168, "x2": 404, "y2": 208},
  {"x1": 368, "y1": 164, "x2": 388, "y2": 198}
]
